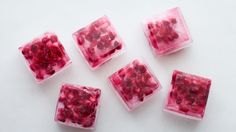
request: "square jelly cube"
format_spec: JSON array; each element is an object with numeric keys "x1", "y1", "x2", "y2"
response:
[
  {"x1": 73, "y1": 16, "x2": 124, "y2": 69},
  {"x1": 55, "y1": 84, "x2": 101, "y2": 129},
  {"x1": 143, "y1": 7, "x2": 192, "y2": 56},
  {"x1": 19, "y1": 32, "x2": 71, "y2": 83},
  {"x1": 165, "y1": 70, "x2": 211, "y2": 120},
  {"x1": 108, "y1": 59, "x2": 161, "y2": 111}
]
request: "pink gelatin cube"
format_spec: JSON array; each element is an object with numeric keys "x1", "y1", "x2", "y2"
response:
[
  {"x1": 109, "y1": 59, "x2": 161, "y2": 111},
  {"x1": 73, "y1": 16, "x2": 124, "y2": 69},
  {"x1": 143, "y1": 7, "x2": 192, "y2": 56},
  {"x1": 165, "y1": 70, "x2": 212, "y2": 120},
  {"x1": 19, "y1": 32, "x2": 71, "y2": 83},
  {"x1": 55, "y1": 84, "x2": 101, "y2": 129}
]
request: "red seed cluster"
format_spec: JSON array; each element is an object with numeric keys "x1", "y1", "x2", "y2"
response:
[
  {"x1": 73, "y1": 16, "x2": 123, "y2": 68},
  {"x1": 19, "y1": 33, "x2": 71, "y2": 81},
  {"x1": 109, "y1": 60, "x2": 161, "y2": 110},
  {"x1": 55, "y1": 84, "x2": 101, "y2": 128},
  {"x1": 147, "y1": 18, "x2": 179, "y2": 49},
  {"x1": 166, "y1": 70, "x2": 211, "y2": 119}
]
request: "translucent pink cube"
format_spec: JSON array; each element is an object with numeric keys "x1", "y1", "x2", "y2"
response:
[
  {"x1": 143, "y1": 7, "x2": 192, "y2": 56},
  {"x1": 108, "y1": 59, "x2": 161, "y2": 111},
  {"x1": 55, "y1": 84, "x2": 101, "y2": 129},
  {"x1": 19, "y1": 32, "x2": 71, "y2": 83},
  {"x1": 165, "y1": 70, "x2": 212, "y2": 120},
  {"x1": 73, "y1": 16, "x2": 124, "y2": 69}
]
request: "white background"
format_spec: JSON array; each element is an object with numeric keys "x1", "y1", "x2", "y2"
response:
[{"x1": 0, "y1": 0, "x2": 236, "y2": 131}]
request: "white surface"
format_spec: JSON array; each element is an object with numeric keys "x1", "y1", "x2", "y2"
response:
[{"x1": 0, "y1": 0, "x2": 236, "y2": 131}]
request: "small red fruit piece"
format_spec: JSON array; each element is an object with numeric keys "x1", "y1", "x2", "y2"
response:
[
  {"x1": 179, "y1": 104, "x2": 189, "y2": 112},
  {"x1": 112, "y1": 75, "x2": 122, "y2": 85},
  {"x1": 97, "y1": 42, "x2": 105, "y2": 50},
  {"x1": 50, "y1": 35, "x2": 58, "y2": 43},
  {"x1": 36, "y1": 72, "x2": 44, "y2": 80},
  {"x1": 77, "y1": 36, "x2": 85, "y2": 45},
  {"x1": 42, "y1": 36, "x2": 50, "y2": 44},
  {"x1": 170, "y1": 18, "x2": 177, "y2": 24},
  {"x1": 148, "y1": 23, "x2": 154, "y2": 30}
]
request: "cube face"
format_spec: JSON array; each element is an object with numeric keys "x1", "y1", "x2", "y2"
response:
[
  {"x1": 165, "y1": 70, "x2": 211, "y2": 120},
  {"x1": 109, "y1": 59, "x2": 161, "y2": 111},
  {"x1": 55, "y1": 84, "x2": 101, "y2": 129},
  {"x1": 19, "y1": 32, "x2": 71, "y2": 82},
  {"x1": 143, "y1": 7, "x2": 192, "y2": 56},
  {"x1": 73, "y1": 16, "x2": 124, "y2": 69}
]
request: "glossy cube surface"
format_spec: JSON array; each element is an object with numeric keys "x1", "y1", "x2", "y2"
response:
[
  {"x1": 165, "y1": 70, "x2": 211, "y2": 120},
  {"x1": 73, "y1": 16, "x2": 124, "y2": 69},
  {"x1": 19, "y1": 32, "x2": 71, "y2": 82},
  {"x1": 109, "y1": 59, "x2": 161, "y2": 111},
  {"x1": 143, "y1": 7, "x2": 192, "y2": 56},
  {"x1": 55, "y1": 84, "x2": 101, "y2": 129}
]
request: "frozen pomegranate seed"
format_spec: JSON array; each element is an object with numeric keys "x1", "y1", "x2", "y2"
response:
[
  {"x1": 165, "y1": 70, "x2": 212, "y2": 120},
  {"x1": 73, "y1": 16, "x2": 124, "y2": 69},
  {"x1": 108, "y1": 59, "x2": 161, "y2": 111},
  {"x1": 19, "y1": 32, "x2": 71, "y2": 83},
  {"x1": 42, "y1": 37, "x2": 49, "y2": 43},
  {"x1": 36, "y1": 72, "x2": 44, "y2": 80},
  {"x1": 55, "y1": 84, "x2": 101, "y2": 129},
  {"x1": 147, "y1": 23, "x2": 154, "y2": 30},
  {"x1": 97, "y1": 42, "x2": 105, "y2": 50},
  {"x1": 108, "y1": 31, "x2": 116, "y2": 40},
  {"x1": 77, "y1": 36, "x2": 85, "y2": 45},
  {"x1": 50, "y1": 35, "x2": 58, "y2": 43},
  {"x1": 114, "y1": 41, "x2": 122, "y2": 50},
  {"x1": 170, "y1": 18, "x2": 177, "y2": 24},
  {"x1": 143, "y1": 7, "x2": 192, "y2": 56}
]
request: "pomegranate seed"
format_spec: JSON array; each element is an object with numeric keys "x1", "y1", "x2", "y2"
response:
[
  {"x1": 97, "y1": 42, "x2": 105, "y2": 50},
  {"x1": 107, "y1": 49, "x2": 116, "y2": 55},
  {"x1": 21, "y1": 48, "x2": 29, "y2": 55},
  {"x1": 82, "y1": 118, "x2": 94, "y2": 127},
  {"x1": 42, "y1": 37, "x2": 49, "y2": 43},
  {"x1": 123, "y1": 93, "x2": 133, "y2": 101},
  {"x1": 100, "y1": 53, "x2": 109, "y2": 58},
  {"x1": 150, "y1": 36, "x2": 158, "y2": 49},
  {"x1": 176, "y1": 96, "x2": 182, "y2": 104},
  {"x1": 115, "y1": 43, "x2": 122, "y2": 50},
  {"x1": 77, "y1": 36, "x2": 85, "y2": 45},
  {"x1": 138, "y1": 93, "x2": 144, "y2": 101},
  {"x1": 50, "y1": 35, "x2": 58, "y2": 43},
  {"x1": 88, "y1": 56, "x2": 98, "y2": 63},
  {"x1": 179, "y1": 104, "x2": 189, "y2": 112},
  {"x1": 144, "y1": 89, "x2": 153, "y2": 96},
  {"x1": 31, "y1": 44, "x2": 38, "y2": 53},
  {"x1": 170, "y1": 18, "x2": 177, "y2": 24},
  {"x1": 113, "y1": 41, "x2": 119, "y2": 47},
  {"x1": 134, "y1": 65, "x2": 147, "y2": 74},
  {"x1": 147, "y1": 23, "x2": 154, "y2": 30},
  {"x1": 86, "y1": 47, "x2": 95, "y2": 55},
  {"x1": 108, "y1": 31, "x2": 115, "y2": 41},
  {"x1": 36, "y1": 72, "x2": 44, "y2": 80},
  {"x1": 45, "y1": 66, "x2": 55, "y2": 75},
  {"x1": 190, "y1": 86, "x2": 199, "y2": 93}
]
